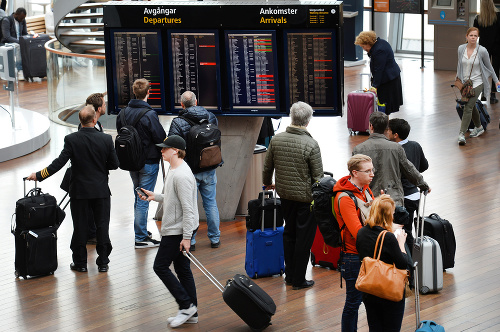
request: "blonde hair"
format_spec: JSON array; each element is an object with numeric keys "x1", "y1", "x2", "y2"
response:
[
  {"x1": 365, "y1": 195, "x2": 395, "y2": 231},
  {"x1": 478, "y1": 0, "x2": 499, "y2": 27},
  {"x1": 348, "y1": 154, "x2": 372, "y2": 176},
  {"x1": 354, "y1": 31, "x2": 377, "y2": 47}
]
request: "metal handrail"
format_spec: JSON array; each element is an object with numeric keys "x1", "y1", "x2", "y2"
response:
[{"x1": 44, "y1": 38, "x2": 105, "y2": 60}]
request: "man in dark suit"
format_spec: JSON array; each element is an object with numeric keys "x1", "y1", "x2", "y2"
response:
[
  {"x1": 1, "y1": 7, "x2": 27, "y2": 44},
  {"x1": 27, "y1": 106, "x2": 119, "y2": 273}
]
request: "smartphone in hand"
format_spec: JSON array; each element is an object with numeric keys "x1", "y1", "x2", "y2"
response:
[{"x1": 135, "y1": 187, "x2": 148, "y2": 198}]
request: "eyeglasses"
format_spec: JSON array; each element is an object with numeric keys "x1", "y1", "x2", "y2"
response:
[{"x1": 355, "y1": 168, "x2": 376, "y2": 174}]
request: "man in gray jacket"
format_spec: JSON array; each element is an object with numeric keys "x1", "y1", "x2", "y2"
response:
[
  {"x1": 263, "y1": 101, "x2": 323, "y2": 290},
  {"x1": 352, "y1": 112, "x2": 430, "y2": 206}
]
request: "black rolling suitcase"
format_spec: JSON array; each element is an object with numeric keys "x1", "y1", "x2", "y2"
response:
[
  {"x1": 12, "y1": 178, "x2": 66, "y2": 279},
  {"x1": 19, "y1": 34, "x2": 51, "y2": 81},
  {"x1": 246, "y1": 190, "x2": 284, "y2": 231},
  {"x1": 184, "y1": 251, "x2": 276, "y2": 331},
  {"x1": 423, "y1": 213, "x2": 456, "y2": 270},
  {"x1": 13, "y1": 227, "x2": 58, "y2": 279}
]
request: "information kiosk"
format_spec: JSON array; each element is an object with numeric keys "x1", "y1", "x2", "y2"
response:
[{"x1": 428, "y1": 0, "x2": 476, "y2": 70}]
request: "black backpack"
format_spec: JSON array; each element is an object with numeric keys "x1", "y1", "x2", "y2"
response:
[
  {"x1": 179, "y1": 116, "x2": 222, "y2": 173},
  {"x1": 312, "y1": 173, "x2": 359, "y2": 248},
  {"x1": 115, "y1": 108, "x2": 149, "y2": 171}
]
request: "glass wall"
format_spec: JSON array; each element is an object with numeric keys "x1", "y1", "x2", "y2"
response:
[{"x1": 46, "y1": 40, "x2": 116, "y2": 130}]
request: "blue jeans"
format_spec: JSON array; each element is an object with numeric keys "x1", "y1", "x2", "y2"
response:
[
  {"x1": 192, "y1": 169, "x2": 220, "y2": 245},
  {"x1": 341, "y1": 253, "x2": 363, "y2": 332},
  {"x1": 130, "y1": 163, "x2": 159, "y2": 242},
  {"x1": 153, "y1": 235, "x2": 197, "y2": 310}
]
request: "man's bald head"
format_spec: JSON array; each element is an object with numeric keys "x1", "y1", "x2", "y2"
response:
[{"x1": 79, "y1": 105, "x2": 96, "y2": 127}]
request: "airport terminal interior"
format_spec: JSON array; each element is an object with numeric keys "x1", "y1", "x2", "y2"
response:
[{"x1": 1, "y1": 0, "x2": 500, "y2": 331}]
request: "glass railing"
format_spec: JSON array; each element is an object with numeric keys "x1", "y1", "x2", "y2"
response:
[{"x1": 45, "y1": 39, "x2": 116, "y2": 130}]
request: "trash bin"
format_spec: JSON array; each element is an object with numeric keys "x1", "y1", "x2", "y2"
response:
[{"x1": 236, "y1": 144, "x2": 267, "y2": 215}]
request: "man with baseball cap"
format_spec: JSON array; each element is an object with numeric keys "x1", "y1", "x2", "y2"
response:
[{"x1": 139, "y1": 135, "x2": 199, "y2": 327}]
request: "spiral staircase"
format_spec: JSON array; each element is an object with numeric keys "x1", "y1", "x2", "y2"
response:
[{"x1": 53, "y1": 0, "x2": 106, "y2": 55}]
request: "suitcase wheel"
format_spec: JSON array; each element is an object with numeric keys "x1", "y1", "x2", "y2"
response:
[
  {"x1": 420, "y1": 286, "x2": 429, "y2": 294},
  {"x1": 14, "y1": 270, "x2": 19, "y2": 278},
  {"x1": 348, "y1": 128, "x2": 353, "y2": 135},
  {"x1": 254, "y1": 272, "x2": 258, "y2": 279},
  {"x1": 310, "y1": 252, "x2": 316, "y2": 266},
  {"x1": 280, "y1": 269, "x2": 283, "y2": 276}
]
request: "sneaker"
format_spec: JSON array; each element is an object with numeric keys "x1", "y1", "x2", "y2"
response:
[
  {"x1": 458, "y1": 132, "x2": 466, "y2": 145},
  {"x1": 134, "y1": 236, "x2": 160, "y2": 249},
  {"x1": 470, "y1": 126, "x2": 484, "y2": 138},
  {"x1": 166, "y1": 315, "x2": 198, "y2": 325},
  {"x1": 211, "y1": 241, "x2": 220, "y2": 248},
  {"x1": 169, "y1": 304, "x2": 197, "y2": 327}
]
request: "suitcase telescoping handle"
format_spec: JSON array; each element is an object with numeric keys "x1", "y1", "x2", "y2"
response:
[
  {"x1": 360, "y1": 73, "x2": 371, "y2": 91},
  {"x1": 415, "y1": 190, "x2": 428, "y2": 241},
  {"x1": 23, "y1": 176, "x2": 37, "y2": 196},
  {"x1": 414, "y1": 261, "x2": 421, "y2": 329},
  {"x1": 183, "y1": 250, "x2": 224, "y2": 293},
  {"x1": 261, "y1": 186, "x2": 277, "y2": 232}
]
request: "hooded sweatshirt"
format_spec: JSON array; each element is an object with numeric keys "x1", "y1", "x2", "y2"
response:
[{"x1": 333, "y1": 175, "x2": 374, "y2": 254}]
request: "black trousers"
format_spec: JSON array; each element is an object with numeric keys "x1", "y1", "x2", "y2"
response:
[
  {"x1": 281, "y1": 198, "x2": 317, "y2": 287},
  {"x1": 491, "y1": 54, "x2": 500, "y2": 94},
  {"x1": 70, "y1": 197, "x2": 112, "y2": 266},
  {"x1": 153, "y1": 235, "x2": 197, "y2": 310}
]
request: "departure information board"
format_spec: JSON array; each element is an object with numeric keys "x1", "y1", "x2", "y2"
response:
[
  {"x1": 169, "y1": 31, "x2": 220, "y2": 110},
  {"x1": 111, "y1": 30, "x2": 165, "y2": 111},
  {"x1": 226, "y1": 31, "x2": 278, "y2": 111},
  {"x1": 104, "y1": 2, "x2": 344, "y2": 116},
  {"x1": 285, "y1": 31, "x2": 335, "y2": 110}
]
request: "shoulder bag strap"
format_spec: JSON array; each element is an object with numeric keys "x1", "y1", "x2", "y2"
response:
[
  {"x1": 132, "y1": 109, "x2": 150, "y2": 127},
  {"x1": 468, "y1": 50, "x2": 479, "y2": 80},
  {"x1": 178, "y1": 115, "x2": 197, "y2": 127},
  {"x1": 373, "y1": 230, "x2": 387, "y2": 260}
]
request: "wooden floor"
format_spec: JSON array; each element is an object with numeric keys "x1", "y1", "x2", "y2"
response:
[{"x1": 1, "y1": 58, "x2": 500, "y2": 331}]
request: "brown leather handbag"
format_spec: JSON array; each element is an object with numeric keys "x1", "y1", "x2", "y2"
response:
[{"x1": 355, "y1": 230, "x2": 408, "y2": 302}]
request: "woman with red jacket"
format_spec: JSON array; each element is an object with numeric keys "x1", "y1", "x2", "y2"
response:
[{"x1": 333, "y1": 154, "x2": 375, "y2": 332}]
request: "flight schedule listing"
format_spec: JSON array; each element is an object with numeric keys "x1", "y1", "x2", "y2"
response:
[
  {"x1": 170, "y1": 32, "x2": 219, "y2": 109},
  {"x1": 113, "y1": 31, "x2": 163, "y2": 108},
  {"x1": 227, "y1": 32, "x2": 277, "y2": 110},
  {"x1": 287, "y1": 32, "x2": 335, "y2": 109}
]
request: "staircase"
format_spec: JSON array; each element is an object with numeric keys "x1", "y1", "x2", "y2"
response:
[{"x1": 53, "y1": 0, "x2": 106, "y2": 55}]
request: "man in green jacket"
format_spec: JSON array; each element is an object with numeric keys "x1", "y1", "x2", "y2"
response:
[{"x1": 263, "y1": 101, "x2": 323, "y2": 290}]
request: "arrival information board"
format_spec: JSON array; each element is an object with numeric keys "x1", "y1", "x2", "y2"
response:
[{"x1": 104, "y1": 1, "x2": 343, "y2": 116}]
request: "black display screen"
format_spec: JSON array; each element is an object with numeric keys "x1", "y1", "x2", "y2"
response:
[
  {"x1": 168, "y1": 31, "x2": 220, "y2": 111},
  {"x1": 285, "y1": 31, "x2": 336, "y2": 111},
  {"x1": 110, "y1": 30, "x2": 165, "y2": 113},
  {"x1": 225, "y1": 31, "x2": 279, "y2": 112}
]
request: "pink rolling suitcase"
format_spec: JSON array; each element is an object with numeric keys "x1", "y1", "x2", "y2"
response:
[{"x1": 347, "y1": 73, "x2": 378, "y2": 134}]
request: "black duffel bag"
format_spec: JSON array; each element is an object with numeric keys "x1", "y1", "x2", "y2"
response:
[
  {"x1": 13, "y1": 187, "x2": 65, "y2": 233},
  {"x1": 246, "y1": 191, "x2": 284, "y2": 231}
]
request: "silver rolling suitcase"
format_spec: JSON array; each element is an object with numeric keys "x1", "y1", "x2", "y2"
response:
[{"x1": 412, "y1": 191, "x2": 443, "y2": 294}]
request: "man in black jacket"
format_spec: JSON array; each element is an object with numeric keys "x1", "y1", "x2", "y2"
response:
[
  {"x1": 116, "y1": 78, "x2": 166, "y2": 249},
  {"x1": 168, "y1": 91, "x2": 222, "y2": 250},
  {"x1": 1, "y1": 7, "x2": 28, "y2": 76},
  {"x1": 27, "y1": 106, "x2": 119, "y2": 273},
  {"x1": 1, "y1": 7, "x2": 27, "y2": 43}
]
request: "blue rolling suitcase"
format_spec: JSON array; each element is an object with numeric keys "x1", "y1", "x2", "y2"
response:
[{"x1": 245, "y1": 190, "x2": 285, "y2": 279}]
